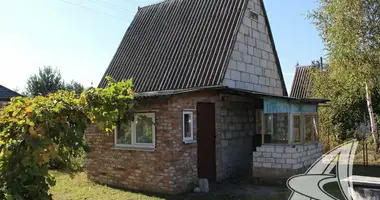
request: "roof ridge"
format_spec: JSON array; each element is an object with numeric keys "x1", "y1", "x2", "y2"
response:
[{"x1": 139, "y1": 0, "x2": 168, "y2": 10}]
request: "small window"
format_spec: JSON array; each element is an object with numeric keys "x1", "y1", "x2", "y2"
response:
[
  {"x1": 115, "y1": 113, "x2": 155, "y2": 148},
  {"x1": 250, "y1": 10, "x2": 259, "y2": 21},
  {"x1": 183, "y1": 111, "x2": 194, "y2": 142}
]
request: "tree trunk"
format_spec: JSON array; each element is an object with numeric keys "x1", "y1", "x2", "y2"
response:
[{"x1": 365, "y1": 82, "x2": 379, "y2": 152}]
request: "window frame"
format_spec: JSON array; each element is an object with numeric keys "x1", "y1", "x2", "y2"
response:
[
  {"x1": 261, "y1": 112, "x2": 291, "y2": 145},
  {"x1": 182, "y1": 111, "x2": 194, "y2": 142},
  {"x1": 291, "y1": 112, "x2": 319, "y2": 144},
  {"x1": 114, "y1": 112, "x2": 156, "y2": 149}
]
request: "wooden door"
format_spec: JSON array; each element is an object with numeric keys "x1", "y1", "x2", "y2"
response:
[{"x1": 197, "y1": 102, "x2": 216, "y2": 180}]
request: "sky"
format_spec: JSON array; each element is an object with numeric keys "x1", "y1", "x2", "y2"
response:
[{"x1": 0, "y1": 0, "x2": 325, "y2": 94}]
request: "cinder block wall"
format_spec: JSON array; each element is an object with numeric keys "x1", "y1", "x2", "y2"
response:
[{"x1": 252, "y1": 143, "x2": 323, "y2": 181}]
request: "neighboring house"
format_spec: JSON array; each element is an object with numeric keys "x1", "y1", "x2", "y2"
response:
[
  {"x1": 0, "y1": 85, "x2": 22, "y2": 108},
  {"x1": 290, "y1": 65, "x2": 318, "y2": 99},
  {"x1": 86, "y1": 0, "x2": 327, "y2": 194}
]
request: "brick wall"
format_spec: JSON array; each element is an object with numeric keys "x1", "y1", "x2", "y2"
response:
[
  {"x1": 85, "y1": 91, "x2": 260, "y2": 194},
  {"x1": 223, "y1": 0, "x2": 284, "y2": 95},
  {"x1": 252, "y1": 142, "x2": 323, "y2": 182}
]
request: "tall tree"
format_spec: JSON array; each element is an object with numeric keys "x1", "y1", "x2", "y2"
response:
[
  {"x1": 25, "y1": 66, "x2": 84, "y2": 96},
  {"x1": 25, "y1": 66, "x2": 65, "y2": 96},
  {"x1": 310, "y1": 0, "x2": 380, "y2": 150}
]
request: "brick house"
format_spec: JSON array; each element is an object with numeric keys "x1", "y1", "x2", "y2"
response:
[
  {"x1": 86, "y1": 0, "x2": 328, "y2": 194},
  {"x1": 0, "y1": 85, "x2": 22, "y2": 108}
]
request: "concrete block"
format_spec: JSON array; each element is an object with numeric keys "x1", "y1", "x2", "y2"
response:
[
  {"x1": 228, "y1": 60, "x2": 237, "y2": 70},
  {"x1": 262, "y1": 51, "x2": 269, "y2": 60},
  {"x1": 248, "y1": 46, "x2": 254, "y2": 55},
  {"x1": 262, "y1": 86, "x2": 269, "y2": 93},
  {"x1": 285, "y1": 148, "x2": 297, "y2": 153},
  {"x1": 256, "y1": 40, "x2": 264, "y2": 50},
  {"x1": 263, "y1": 152, "x2": 271, "y2": 157},
  {"x1": 293, "y1": 163, "x2": 301, "y2": 169},
  {"x1": 282, "y1": 153, "x2": 292, "y2": 159},
  {"x1": 268, "y1": 87, "x2": 274, "y2": 94},
  {"x1": 246, "y1": 64, "x2": 254, "y2": 74},
  {"x1": 238, "y1": 42, "x2": 248, "y2": 54},
  {"x1": 270, "y1": 78, "x2": 276, "y2": 87},
  {"x1": 286, "y1": 159, "x2": 297, "y2": 164},
  {"x1": 221, "y1": 140, "x2": 228, "y2": 148},
  {"x1": 272, "y1": 153, "x2": 282, "y2": 158},
  {"x1": 276, "y1": 158, "x2": 285, "y2": 164},
  {"x1": 275, "y1": 147, "x2": 284, "y2": 153},
  {"x1": 264, "y1": 146, "x2": 275, "y2": 152},
  {"x1": 252, "y1": 29, "x2": 260, "y2": 39},
  {"x1": 223, "y1": 79, "x2": 235, "y2": 88},
  {"x1": 269, "y1": 53, "x2": 275, "y2": 62},
  {"x1": 260, "y1": 32, "x2": 268, "y2": 43},
  {"x1": 253, "y1": 162, "x2": 262, "y2": 167},
  {"x1": 236, "y1": 33, "x2": 245, "y2": 42},
  {"x1": 260, "y1": 59, "x2": 267, "y2": 68},
  {"x1": 245, "y1": 83, "x2": 254, "y2": 90},
  {"x1": 243, "y1": 54, "x2": 252, "y2": 63},
  {"x1": 252, "y1": 57, "x2": 260, "y2": 66},
  {"x1": 230, "y1": 70, "x2": 241, "y2": 81},
  {"x1": 252, "y1": 152, "x2": 262, "y2": 157},
  {"x1": 254, "y1": 85, "x2": 262, "y2": 92},
  {"x1": 237, "y1": 61, "x2": 246, "y2": 72},
  {"x1": 240, "y1": 24, "x2": 250, "y2": 35},
  {"x1": 250, "y1": 74, "x2": 258, "y2": 84},
  {"x1": 236, "y1": 81, "x2": 245, "y2": 89},
  {"x1": 253, "y1": 48, "x2": 262, "y2": 58},
  {"x1": 258, "y1": 23, "x2": 265, "y2": 33},
  {"x1": 258, "y1": 76, "x2": 265, "y2": 85},
  {"x1": 263, "y1": 163, "x2": 272, "y2": 168},
  {"x1": 243, "y1": 17, "x2": 252, "y2": 27},
  {"x1": 292, "y1": 153, "x2": 300, "y2": 159},
  {"x1": 248, "y1": 37, "x2": 256, "y2": 47},
  {"x1": 257, "y1": 157, "x2": 265, "y2": 162},
  {"x1": 265, "y1": 77, "x2": 270, "y2": 86},
  {"x1": 241, "y1": 73, "x2": 249, "y2": 82},
  {"x1": 232, "y1": 50, "x2": 242, "y2": 61},
  {"x1": 266, "y1": 158, "x2": 275, "y2": 163},
  {"x1": 247, "y1": 1, "x2": 254, "y2": 9},
  {"x1": 225, "y1": 69, "x2": 231, "y2": 79},
  {"x1": 252, "y1": 21, "x2": 258, "y2": 31}
]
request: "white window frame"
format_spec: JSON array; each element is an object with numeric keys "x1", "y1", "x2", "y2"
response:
[
  {"x1": 182, "y1": 111, "x2": 194, "y2": 142},
  {"x1": 114, "y1": 113, "x2": 155, "y2": 148}
]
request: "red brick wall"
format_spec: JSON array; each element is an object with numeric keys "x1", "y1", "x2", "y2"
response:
[{"x1": 85, "y1": 91, "x2": 219, "y2": 194}]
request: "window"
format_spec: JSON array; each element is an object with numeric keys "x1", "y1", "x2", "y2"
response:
[
  {"x1": 114, "y1": 113, "x2": 155, "y2": 148},
  {"x1": 293, "y1": 115, "x2": 301, "y2": 143},
  {"x1": 304, "y1": 113, "x2": 318, "y2": 143},
  {"x1": 263, "y1": 113, "x2": 289, "y2": 144},
  {"x1": 183, "y1": 111, "x2": 194, "y2": 142}
]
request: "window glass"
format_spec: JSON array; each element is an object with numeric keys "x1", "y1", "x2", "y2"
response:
[
  {"x1": 183, "y1": 113, "x2": 192, "y2": 139},
  {"x1": 116, "y1": 123, "x2": 132, "y2": 145},
  {"x1": 135, "y1": 116, "x2": 153, "y2": 144},
  {"x1": 272, "y1": 113, "x2": 288, "y2": 144},
  {"x1": 304, "y1": 115, "x2": 314, "y2": 142},
  {"x1": 293, "y1": 115, "x2": 301, "y2": 143},
  {"x1": 264, "y1": 114, "x2": 273, "y2": 135}
]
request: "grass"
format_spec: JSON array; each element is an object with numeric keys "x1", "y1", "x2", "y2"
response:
[{"x1": 50, "y1": 171, "x2": 290, "y2": 200}]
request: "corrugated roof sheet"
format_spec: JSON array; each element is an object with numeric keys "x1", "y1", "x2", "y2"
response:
[
  {"x1": 99, "y1": 0, "x2": 247, "y2": 92},
  {"x1": 0, "y1": 85, "x2": 22, "y2": 101},
  {"x1": 290, "y1": 66, "x2": 314, "y2": 99}
]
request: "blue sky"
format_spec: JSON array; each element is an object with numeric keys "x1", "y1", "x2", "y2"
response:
[{"x1": 0, "y1": 0, "x2": 324, "y2": 94}]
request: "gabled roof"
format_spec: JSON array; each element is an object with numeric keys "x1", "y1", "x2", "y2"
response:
[
  {"x1": 99, "y1": 0, "x2": 247, "y2": 92},
  {"x1": 0, "y1": 85, "x2": 22, "y2": 101},
  {"x1": 290, "y1": 66, "x2": 314, "y2": 99}
]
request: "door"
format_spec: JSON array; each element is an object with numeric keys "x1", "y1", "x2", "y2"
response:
[{"x1": 197, "y1": 102, "x2": 216, "y2": 180}]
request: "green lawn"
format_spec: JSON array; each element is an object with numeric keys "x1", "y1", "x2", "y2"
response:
[{"x1": 50, "y1": 171, "x2": 290, "y2": 200}]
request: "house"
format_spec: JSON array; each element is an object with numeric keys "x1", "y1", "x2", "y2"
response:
[
  {"x1": 0, "y1": 85, "x2": 22, "y2": 108},
  {"x1": 85, "y1": 0, "x2": 327, "y2": 194}
]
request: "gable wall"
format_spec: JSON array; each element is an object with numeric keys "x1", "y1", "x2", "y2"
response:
[{"x1": 223, "y1": 0, "x2": 284, "y2": 96}]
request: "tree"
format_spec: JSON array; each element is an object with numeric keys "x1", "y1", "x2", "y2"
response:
[
  {"x1": 25, "y1": 66, "x2": 65, "y2": 96},
  {"x1": 25, "y1": 66, "x2": 85, "y2": 97},
  {"x1": 0, "y1": 77, "x2": 135, "y2": 199},
  {"x1": 309, "y1": 0, "x2": 380, "y2": 150}
]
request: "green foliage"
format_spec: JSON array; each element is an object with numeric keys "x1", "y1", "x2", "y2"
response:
[
  {"x1": 25, "y1": 66, "x2": 85, "y2": 97},
  {"x1": 309, "y1": 0, "x2": 380, "y2": 146},
  {"x1": 0, "y1": 76, "x2": 135, "y2": 200}
]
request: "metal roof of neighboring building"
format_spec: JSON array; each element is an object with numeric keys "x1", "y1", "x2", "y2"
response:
[
  {"x1": 0, "y1": 85, "x2": 22, "y2": 101},
  {"x1": 290, "y1": 66, "x2": 315, "y2": 99},
  {"x1": 98, "y1": 0, "x2": 248, "y2": 92}
]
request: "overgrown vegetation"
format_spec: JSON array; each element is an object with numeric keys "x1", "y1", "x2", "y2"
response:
[
  {"x1": 309, "y1": 0, "x2": 380, "y2": 152},
  {"x1": 0, "y1": 77, "x2": 135, "y2": 200}
]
